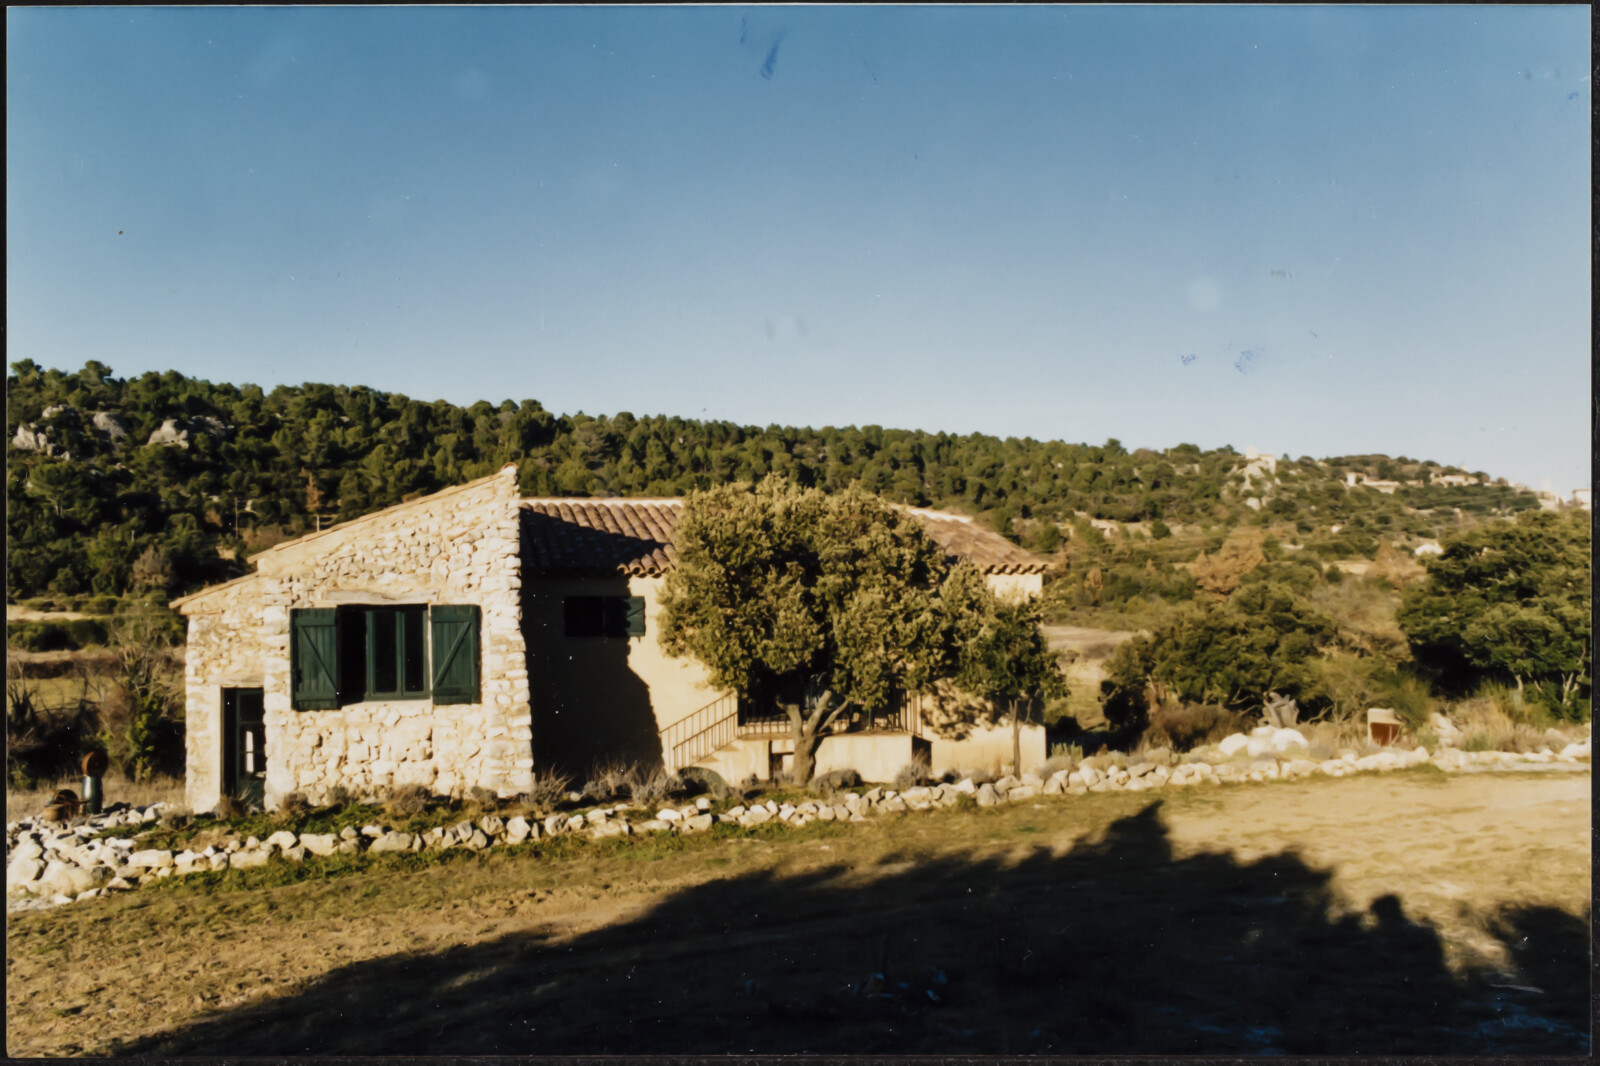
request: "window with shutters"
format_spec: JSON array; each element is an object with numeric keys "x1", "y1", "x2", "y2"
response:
[
  {"x1": 562, "y1": 596, "x2": 645, "y2": 638},
  {"x1": 291, "y1": 604, "x2": 479, "y2": 709}
]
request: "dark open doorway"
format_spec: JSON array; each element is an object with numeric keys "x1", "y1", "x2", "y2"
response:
[{"x1": 222, "y1": 688, "x2": 266, "y2": 808}]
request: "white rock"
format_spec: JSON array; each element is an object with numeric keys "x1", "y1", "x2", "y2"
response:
[
  {"x1": 229, "y1": 849, "x2": 270, "y2": 870},
  {"x1": 656, "y1": 808, "x2": 682, "y2": 822},
  {"x1": 1270, "y1": 729, "x2": 1308, "y2": 753},
  {"x1": 1007, "y1": 785, "x2": 1038, "y2": 802},
  {"x1": 299, "y1": 833, "x2": 340, "y2": 857},
  {"x1": 368, "y1": 831, "x2": 415, "y2": 853},
  {"x1": 7, "y1": 858, "x2": 43, "y2": 888},
  {"x1": 504, "y1": 817, "x2": 531, "y2": 844},
  {"x1": 128, "y1": 850, "x2": 174, "y2": 869},
  {"x1": 1218, "y1": 734, "x2": 1252, "y2": 757},
  {"x1": 695, "y1": 797, "x2": 711, "y2": 811},
  {"x1": 975, "y1": 784, "x2": 1000, "y2": 807},
  {"x1": 950, "y1": 779, "x2": 977, "y2": 795}
]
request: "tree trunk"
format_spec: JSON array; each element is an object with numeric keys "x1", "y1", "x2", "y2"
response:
[
  {"x1": 1010, "y1": 697, "x2": 1022, "y2": 775},
  {"x1": 786, "y1": 689, "x2": 843, "y2": 785}
]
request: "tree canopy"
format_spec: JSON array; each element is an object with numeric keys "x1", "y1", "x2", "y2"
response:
[
  {"x1": 658, "y1": 478, "x2": 1015, "y2": 782},
  {"x1": 1397, "y1": 510, "x2": 1591, "y2": 716},
  {"x1": 8, "y1": 360, "x2": 1538, "y2": 603},
  {"x1": 1104, "y1": 583, "x2": 1337, "y2": 728}
]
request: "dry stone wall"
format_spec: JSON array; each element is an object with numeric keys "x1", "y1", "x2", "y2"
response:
[{"x1": 178, "y1": 467, "x2": 530, "y2": 811}]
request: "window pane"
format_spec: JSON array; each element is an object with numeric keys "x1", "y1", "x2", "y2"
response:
[
  {"x1": 339, "y1": 608, "x2": 366, "y2": 704},
  {"x1": 371, "y1": 609, "x2": 398, "y2": 694},
  {"x1": 402, "y1": 606, "x2": 427, "y2": 694}
]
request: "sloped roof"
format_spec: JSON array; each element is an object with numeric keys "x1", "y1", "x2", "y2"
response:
[{"x1": 519, "y1": 498, "x2": 1048, "y2": 577}]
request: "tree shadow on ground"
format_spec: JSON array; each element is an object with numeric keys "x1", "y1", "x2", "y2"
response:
[{"x1": 118, "y1": 802, "x2": 1589, "y2": 1056}]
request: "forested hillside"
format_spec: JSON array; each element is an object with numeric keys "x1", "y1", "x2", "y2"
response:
[{"x1": 7, "y1": 360, "x2": 1540, "y2": 602}]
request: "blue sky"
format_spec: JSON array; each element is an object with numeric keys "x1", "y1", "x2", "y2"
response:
[{"x1": 7, "y1": 6, "x2": 1591, "y2": 491}]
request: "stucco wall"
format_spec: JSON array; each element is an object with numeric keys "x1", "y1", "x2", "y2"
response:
[
  {"x1": 929, "y1": 721, "x2": 1047, "y2": 777},
  {"x1": 985, "y1": 572, "x2": 1044, "y2": 601},
  {"x1": 178, "y1": 467, "x2": 530, "y2": 810},
  {"x1": 523, "y1": 573, "x2": 722, "y2": 775}
]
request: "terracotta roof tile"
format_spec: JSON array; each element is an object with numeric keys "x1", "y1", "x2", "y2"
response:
[{"x1": 519, "y1": 498, "x2": 1047, "y2": 576}]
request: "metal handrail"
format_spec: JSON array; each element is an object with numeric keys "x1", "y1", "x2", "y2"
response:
[
  {"x1": 660, "y1": 692, "x2": 739, "y2": 772},
  {"x1": 662, "y1": 687, "x2": 929, "y2": 772}
]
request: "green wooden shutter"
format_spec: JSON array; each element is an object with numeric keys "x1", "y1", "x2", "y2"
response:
[
  {"x1": 431, "y1": 605, "x2": 480, "y2": 705},
  {"x1": 624, "y1": 596, "x2": 646, "y2": 637},
  {"x1": 291, "y1": 608, "x2": 339, "y2": 710}
]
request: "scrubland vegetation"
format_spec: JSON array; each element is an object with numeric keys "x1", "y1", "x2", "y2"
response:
[{"x1": 5, "y1": 360, "x2": 1590, "y2": 807}]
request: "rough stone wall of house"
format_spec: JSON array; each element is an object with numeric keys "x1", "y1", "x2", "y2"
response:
[
  {"x1": 181, "y1": 577, "x2": 268, "y2": 814},
  {"x1": 179, "y1": 467, "x2": 530, "y2": 810}
]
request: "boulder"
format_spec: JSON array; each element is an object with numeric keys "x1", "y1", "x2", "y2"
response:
[
  {"x1": 1218, "y1": 734, "x2": 1252, "y2": 758},
  {"x1": 1006, "y1": 785, "x2": 1038, "y2": 802},
  {"x1": 478, "y1": 816, "x2": 504, "y2": 837},
  {"x1": 639, "y1": 820, "x2": 671, "y2": 833},
  {"x1": 504, "y1": 817, "x2": 532, "y2": 845},
  {"x1": 265, "y1": 831, "x2": 298, "y2": 851},
  {"x1": 44, "y1": 865, "x2": 111, "y2": 896},
  {"x1": 655, "y1": 808, "x2": 683, "y2": 822},
  {"x1": 368, "y1": 831, "x2": 415, "y2": 854},
  {"x1": 128, "y1": 850, "x2": 174, "y2": 869},
  {"x1": 544, "y1": 815, "x2": 567, "y2": 836},
  {"x1": 1269, "y1": 729, "x2": 1308, "y2": 753},
  {"x1": 229, "y1": 849, "x2": 270, "y2": 870},
  {"x1": 682, "y1": 814, "x2": 714, "y2": 832},
  {"x1": 282, "y1": 846, "x2": 307, "y2": 863},
  {"x1": 741, "y1": 807, "x2": 772, "y2": 826},
  {"x1": 974, "y1": 784, "x2": 1000, "y2": 808},
  {"x1": 880, "y1": 797, "x2": 907, "y2": 813},
  {"x1": 464, "y1": 830, "x2": 490, "y2": 850},
  {"x1": 299, "y1": 833, "x2": 340, "y2": 857},
  {"x1": 7, "y1": 858, "x2": 43, "y2": 889},
  {"x1": 950, "y1": 778, "x2": 977, "y2": 795}
]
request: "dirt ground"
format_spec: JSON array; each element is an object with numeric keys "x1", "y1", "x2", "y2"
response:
[{"x1": 6, "y1": 768, "x2": 1590, "y2": 1056}]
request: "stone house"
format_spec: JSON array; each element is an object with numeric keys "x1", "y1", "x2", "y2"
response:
[{"x1": 173, "y1": 466, "x2": 1051, "y2": 812}]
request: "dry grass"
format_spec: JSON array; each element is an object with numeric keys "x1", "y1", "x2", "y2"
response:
[
  {"x1": 8, "y1": 772, "x2": 1587, "y2": 1057},
  {"x1": 6, "y1": 772, "x2": 185, "y2": 823}
]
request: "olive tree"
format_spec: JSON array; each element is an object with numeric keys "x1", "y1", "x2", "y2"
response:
[{"x1": 658, "y1": 478, "x2": 976, "y2": 783}]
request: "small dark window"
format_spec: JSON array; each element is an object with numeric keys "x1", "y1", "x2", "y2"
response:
[
  {"x1": 364, "y1": 606, "x2": 428, "y2": 700},
  {"x1": 563, "y1": 596, "x2": 645, "y2": 638}
]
